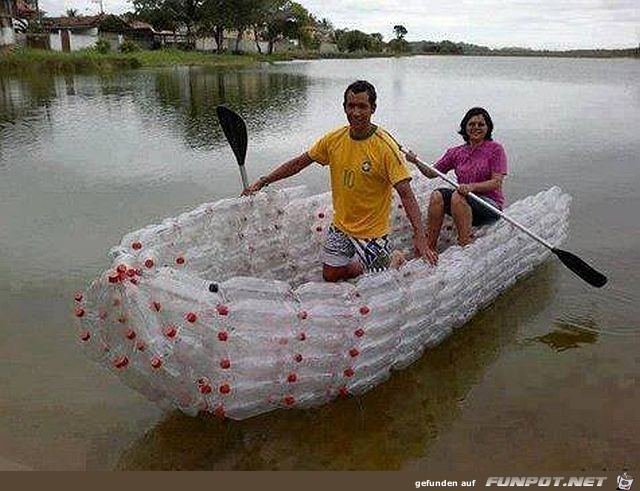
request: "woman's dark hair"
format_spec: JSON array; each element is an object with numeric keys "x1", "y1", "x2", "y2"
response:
[
  {"x1": 343, "y1": 80, "x2": 377, "y2": 109},
  {"x1": 458, "y1": 107, "x2": 493, "y2": 142}
]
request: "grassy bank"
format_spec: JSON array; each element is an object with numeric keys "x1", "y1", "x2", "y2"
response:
[
  {"x1": 0, "y1": 47, "x2": 401, "y2": 75},
  {"x1": 0, "y1": 48, "x2": 142, "y2": 73},
  {"x1": 0, "y1": 47, "x2": 265, "y2": 74}
]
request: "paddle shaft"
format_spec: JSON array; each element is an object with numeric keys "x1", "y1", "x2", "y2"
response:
[
  {"x1": 239, "y1": 165, "x2": 249, "y2": 190},
  {"x1": 405, "y1": 150, "x2": 555, "y2": 251}
]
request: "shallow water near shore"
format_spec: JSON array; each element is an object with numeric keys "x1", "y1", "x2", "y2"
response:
[{"x1": 1, "y1": 56, "x2": 638, "y2": 470}]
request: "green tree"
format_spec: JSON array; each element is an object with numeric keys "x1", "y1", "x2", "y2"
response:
[
  {"x1": 198, "y1": 0, "x2": 235, "y2": 53},
  {"x1": 388, "y1": 38, "x2": 409, "y2": 53},
  {"x1": 225, "y1": 0, "x2": 259, "y2": 52},
  {"x1": 132, "y1": 0, "x2": 205, "y2": 39},
  {"x1": 393, "y1": 24, "x2": 407, "y2": 40},
  {"x1": 255, "y1": 0, "x2": 311, "y2": 54},
  {"x1": 369, "y1": 32, "x2": 384, "y2": 52},
  {"x1": 287, "y1": 2, "x2": 312, "y2": 48},
  {"x1": 65, "y1": 8, "x2": 78, "y2": 17},
  {"x1": 335, "y1": 29, "x2": 374, "y2": 52}
]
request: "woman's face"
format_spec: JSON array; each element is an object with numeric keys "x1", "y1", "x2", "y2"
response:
[{"x1": 466, "y1": 114, "x2": 488, "y2": 144}]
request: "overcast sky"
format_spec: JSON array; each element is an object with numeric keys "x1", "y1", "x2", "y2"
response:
[{"x1": 40, "y1": 0, "x2": 639, "y2": 50}]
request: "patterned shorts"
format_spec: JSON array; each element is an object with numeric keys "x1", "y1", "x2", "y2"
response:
[{"x1": 322, "y1": 224, "x2": 392, "y2": 273}]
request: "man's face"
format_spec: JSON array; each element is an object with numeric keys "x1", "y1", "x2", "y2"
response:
[{"x1": 344, "y1": 91, "x2": 375, "y2": 133}]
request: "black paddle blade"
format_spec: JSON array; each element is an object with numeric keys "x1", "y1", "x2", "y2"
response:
[
  {"x1": 216, "y1": 106, "x2": 247, "y2": 167},
  {"x1": 552, "y1": 248, "x2": 608, "y2": 288}
]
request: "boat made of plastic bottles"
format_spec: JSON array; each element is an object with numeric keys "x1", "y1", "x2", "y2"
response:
[{"x1": 73, "y1": 175, "x2": 571, "y2": 420}]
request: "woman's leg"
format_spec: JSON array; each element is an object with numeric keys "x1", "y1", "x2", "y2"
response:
[
  {"x1": 427, "y1": 190, "x2": 446, "y2": 250},
  {"x1": 451, "y1": 191, "x2": 473, "y2": 246}
]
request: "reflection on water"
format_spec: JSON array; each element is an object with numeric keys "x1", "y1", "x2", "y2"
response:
[
  {"x1": 150, "y1": 68, "x2": 309, "y2": 150},
  {"x1": 0, "y1": 67, "x2": 309, "y2": 155},
  {"x1": 530, "y1": 319, "x2": 599, "y2": 352},
  {"x1": 115, "y1": 266, "x2": 555, "y2": 470}
]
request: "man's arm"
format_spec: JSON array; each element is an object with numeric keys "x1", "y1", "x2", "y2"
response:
[
  {"x1": 394, "y1": 179, "x2": 438, "y2": 265},
  {"x1": 242, "y1": 152, "x2": 315, "y2": 195}
]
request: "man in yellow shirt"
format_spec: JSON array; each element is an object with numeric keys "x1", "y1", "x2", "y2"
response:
[{"x1": 242, "y1": 80, "x2": 438, "y2": 282}]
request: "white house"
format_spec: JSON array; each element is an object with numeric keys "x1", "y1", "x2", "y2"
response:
[{"x1": 43, "y1": 15, "x2": 103, "y2": 52}]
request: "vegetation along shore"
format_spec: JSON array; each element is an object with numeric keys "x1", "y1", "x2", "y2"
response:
[{"x1": 1, "y1": 0, "x2": 638, "y2": 75}]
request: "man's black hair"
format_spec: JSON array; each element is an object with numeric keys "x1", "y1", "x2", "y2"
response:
[{"x1": 343, "y1": 80, "x2": 377, "y2": 108}]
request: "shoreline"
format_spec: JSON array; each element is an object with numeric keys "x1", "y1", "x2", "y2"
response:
[{"x1": 1, "y1": 47, "x2": 637, "y2": 76}]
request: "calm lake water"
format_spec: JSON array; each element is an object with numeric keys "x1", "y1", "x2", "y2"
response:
[{"x1": 1, "y1": 56, "x2": 639, "y2": 470}]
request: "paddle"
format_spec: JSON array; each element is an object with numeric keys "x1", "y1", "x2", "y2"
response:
[
  {"x1": 402, "y1": 149, "x2": 608, "y2": 288},
  {"x1": 216, "y1": 105, "x2": 249, "y2": 189}
]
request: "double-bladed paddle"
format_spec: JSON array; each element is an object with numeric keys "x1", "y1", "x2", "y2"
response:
[
  {"x1": 214, "y1": 107, "x2": 607, "y2": 288},
  {"x1": 402, "y1": 148, "x2": 608, "y2": 288},
  {"x1": 216, "y1": 105, "x2": 249, "y2": 189}
]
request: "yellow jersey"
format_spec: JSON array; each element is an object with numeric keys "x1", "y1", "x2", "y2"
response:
[{"x1": 308, "y1": 125, "x2": 411, "y2": 239}]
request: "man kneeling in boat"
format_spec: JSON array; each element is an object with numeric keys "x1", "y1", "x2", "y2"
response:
[{"x1": 242, "y1": 80, "x2": 438, "y2": 282}]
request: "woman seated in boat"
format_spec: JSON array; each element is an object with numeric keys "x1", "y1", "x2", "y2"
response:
[{"x1": 407, "y1": 107, "x2": 507, "y2": 248}]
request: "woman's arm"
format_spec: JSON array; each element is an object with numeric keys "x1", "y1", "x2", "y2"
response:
[
  {"x1": 405, "y1": 150, "x2": 442, "y2": 179},
  {"x1": 457, "y1": 173, "x2": 505, "y2": 195}
]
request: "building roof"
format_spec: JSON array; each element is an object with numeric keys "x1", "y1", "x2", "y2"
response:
[
  {"x1": 43, "y1": 14, "x2": 104, "y2": 30},
  {"x1": 127, "y1": 20, "x2": 154, "y2": 31}
]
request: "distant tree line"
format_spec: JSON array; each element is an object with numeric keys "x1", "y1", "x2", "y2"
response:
[
  {"x1": 129, "y1": 1, "x2": 418, "y2": 55},
  {"x1": 409, "y1": 40, "x2": 639, "y2": 58},
  {"x1": 130, "y1": 0, "x2": 333, "y2": 54}
]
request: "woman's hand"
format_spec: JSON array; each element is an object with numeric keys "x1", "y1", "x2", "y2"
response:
[
  {"x1": 457, "y1": 183, "x2": 474, "y2": 196},
  {"x1": 405, "y1": 150, "x2": 418, "y2": 164}
]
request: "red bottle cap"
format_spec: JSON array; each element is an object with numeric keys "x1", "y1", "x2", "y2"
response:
[{"x1": 163, "y1": 325, "x2": 177, "y2": 338}]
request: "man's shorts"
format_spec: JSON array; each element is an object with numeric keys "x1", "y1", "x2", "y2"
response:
[
  {"x1": 323, "y1": 224, "x2": 392, "y2": 273},
  {"x1": 436, "y1": 188, "x2": 501, "y2": 226}
]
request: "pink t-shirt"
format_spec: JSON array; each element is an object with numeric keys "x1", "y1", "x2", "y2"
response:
[{"x1": 435, "y1": 140, "x2": 508, "y2": 208}]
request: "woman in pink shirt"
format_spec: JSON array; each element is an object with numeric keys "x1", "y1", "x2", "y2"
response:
[{"x1": 408, "y1": 107, "x2": 507, "y2": 248}]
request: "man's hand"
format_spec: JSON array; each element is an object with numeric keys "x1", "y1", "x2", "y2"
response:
[
  {"x1": 413, "y1": 233, "x2": 438, "y2": 265},
  {"x1": 241, "y1": 177, "x2": 268, "y2": 196}
]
